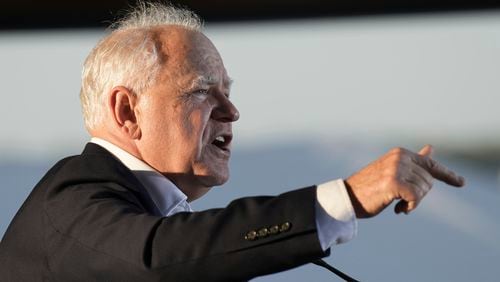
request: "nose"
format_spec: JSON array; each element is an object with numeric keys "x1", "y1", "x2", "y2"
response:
[{"x1": 211, "y1": 95, "x2": 240, "y2": 122}]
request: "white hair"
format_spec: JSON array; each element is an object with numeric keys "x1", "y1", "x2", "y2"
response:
[{"x1": 80, "y1": 1, "x2": 203, "y2": 130}]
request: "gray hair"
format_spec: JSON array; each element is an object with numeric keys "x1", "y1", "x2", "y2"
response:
[{"x1": 80, "y1": 1, "x2": 203, "y2": 130}]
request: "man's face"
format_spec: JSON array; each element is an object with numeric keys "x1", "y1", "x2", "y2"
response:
[{"x1": 135, "y1": 27, "x2": 239, "y2": 200}]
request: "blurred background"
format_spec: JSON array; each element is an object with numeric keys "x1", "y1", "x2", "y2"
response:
[{"x1": 1, "y1": 1, "x2": 499, "y2": 281}]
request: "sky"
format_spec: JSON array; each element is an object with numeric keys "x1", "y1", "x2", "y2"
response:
[
  {"x1": 0, "y1": 10, "x2": 499, "y2": 281},
  {"x1": 0, "y1": 11, "x2": 499, "y2": 160}
]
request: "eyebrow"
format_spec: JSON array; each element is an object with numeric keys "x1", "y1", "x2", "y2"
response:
[
  {"x1": 226, "y1": 77, "x2": 234, "y2": 88},
  {"x1": 189, "y1": 75, "x2": 233, "y2": 90}
]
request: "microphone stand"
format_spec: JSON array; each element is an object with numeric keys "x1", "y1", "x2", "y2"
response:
[{"x1": 312, "y1": 259, "x2": 360, "y2": 282}]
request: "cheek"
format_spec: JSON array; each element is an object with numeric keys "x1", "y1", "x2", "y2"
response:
[
  {"x1": 183, "y1": 103, "x2": 212, "y2": 142},
  {"x1": 140, "y1": 104, "x2": 178, "y2": 153}
]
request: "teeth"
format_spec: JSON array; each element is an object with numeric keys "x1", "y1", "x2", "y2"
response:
[{"x1": 215, "y1": 136, "x2": 225, "y2": 143}]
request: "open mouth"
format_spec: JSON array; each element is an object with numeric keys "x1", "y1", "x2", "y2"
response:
[{"x1": 211, "y1": 134, "x2": 232, "y2": 152}]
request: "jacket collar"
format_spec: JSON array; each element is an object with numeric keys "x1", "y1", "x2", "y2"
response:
[{"x1": 80, "y1": 142, "x2": 163, "y2": 216}]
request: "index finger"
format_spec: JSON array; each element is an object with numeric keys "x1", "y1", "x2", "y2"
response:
[{"x1": 411, "y1": 154, "x2": 465, "y2": 187}]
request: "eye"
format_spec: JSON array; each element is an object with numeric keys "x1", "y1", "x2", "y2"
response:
[{"x1": 192, "y1": 89, "x2": 209, "y2": 95}]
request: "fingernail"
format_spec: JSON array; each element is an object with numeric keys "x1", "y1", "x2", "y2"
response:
[{"x1": 459, "y1": 176, "x2": 465, "y2": 185}]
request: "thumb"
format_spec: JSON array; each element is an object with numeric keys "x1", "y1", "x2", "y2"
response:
[{"x1": 418, "y1": 144, "x2": 434, "y2": 157}]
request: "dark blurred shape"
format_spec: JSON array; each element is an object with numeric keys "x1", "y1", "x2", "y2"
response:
[{"x1": 2, "y1": 0, "x2": 500, "y2": 30}]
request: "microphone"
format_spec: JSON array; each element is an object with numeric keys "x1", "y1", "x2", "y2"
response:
[{"x1": 312, "y1": 259, "x2": 360, "y2": 282}]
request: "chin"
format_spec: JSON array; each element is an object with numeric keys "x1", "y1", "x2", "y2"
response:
[
  {"x1": 201, "y1": 173, "x2": 229, "y2": 187},
  {"x1": 187, "y1": 173, "x2": 227, "y2": 201},
  {"x1": 194, "y1": 167, "x2": 229, "y2": 188},
  {"x1": 193, "y1": 160, "x2": 230, "y2": 185}
]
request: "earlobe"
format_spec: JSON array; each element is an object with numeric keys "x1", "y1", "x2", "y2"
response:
[
  {"x1": 109, "y1": 86, "x2": 141, "y2": 140},
  {"x1": 127, "y1": 123, "x2": 142, "y2": 139}
]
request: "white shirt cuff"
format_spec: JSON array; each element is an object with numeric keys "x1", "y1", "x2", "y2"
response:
[{"x1": 315, "y1": 179, "x2": 358, "y2": 251}]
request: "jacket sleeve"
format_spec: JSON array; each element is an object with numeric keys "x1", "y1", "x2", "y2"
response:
[{"x1": 44, "y1": 178, "x2": 328, "y2": 281}]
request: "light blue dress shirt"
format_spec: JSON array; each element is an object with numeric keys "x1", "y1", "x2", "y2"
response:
[{"x1": 91, "y1": 137, "x2": 357, "y2": 251}]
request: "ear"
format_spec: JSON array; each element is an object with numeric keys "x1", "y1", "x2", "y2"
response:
[{"x1": 108, "y1": 86, "x2": 141, "y2": 139}]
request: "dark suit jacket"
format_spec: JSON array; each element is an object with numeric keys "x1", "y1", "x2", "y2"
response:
[{"x1": 0, "y1": 143, "x2": 328, "y2": 281}]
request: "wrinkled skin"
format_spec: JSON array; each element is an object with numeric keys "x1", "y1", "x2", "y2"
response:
[
  {"x1": 345, "y1": 145, "x2": 465, "y2": 218},
  {"x1": 93, "y1": 26, "x2": 465, "y2": 211},
  {"x1": 94, "y1": 27, "x2": 239, "y2": 201},
  {"x1": 133, "y1": 28, "x2": 239, "y2": 201}
]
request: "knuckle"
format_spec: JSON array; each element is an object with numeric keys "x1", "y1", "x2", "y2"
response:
[
  {"x1": 426, "y1": 158, "x2": 438, "y2": 170},
  {"x1": 448, "y1": 170, "x2": 457, "y2": 179},
  {"x1": 417, "y1": 187, "x2": 425, "y2": 199},
  {"x1": 390, "y1": 147, "x2": 404, "y2": 155},
  {"x1": 388, "y1": 147, "x2": 410, "y2": 164},
  {"x1": 405, "y1": 184, "x2": 422, "y2": 199},
  {"x1": 408, "y1": 191, "x2": 420, "y2": 202},
  {"x1": 409, "y1": 201, "x2": 419, "y2": 211},
  {"x1": 422, "y1": 177, "x2": 433, "y2": 189},
  {"x1": 392, "y1": 154, "x2": 402, "y2": 165},
  {"x1": 400, "y1": 154, "x2": 411, "y2": 164},
  {"x1": 422, "y1": 186, "x2": 431, "y2": 197},
  {"x1": 389, "y1": 153, "x2": 403, "y2": 167}
]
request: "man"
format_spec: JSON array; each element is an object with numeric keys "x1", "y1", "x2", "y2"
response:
[{"x1": 0, "y1": 2, "x2": 465, "y2": 281}]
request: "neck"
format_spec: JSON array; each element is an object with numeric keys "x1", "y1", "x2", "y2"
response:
[
  {"x1": 163, "y1": 174, "x2": 212, "y2": 202},
  {"x1": 90, "y1": 130, "x2": 143, "y2": 161}
]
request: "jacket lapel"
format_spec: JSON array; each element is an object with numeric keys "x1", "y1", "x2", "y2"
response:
[{"x1": 81, "y1": 143, "x2": 163, "y2": 216}]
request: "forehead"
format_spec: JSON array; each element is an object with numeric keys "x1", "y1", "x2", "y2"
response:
[{"x1": 155, "y1": 26, "x2": 230, "y2": 88}]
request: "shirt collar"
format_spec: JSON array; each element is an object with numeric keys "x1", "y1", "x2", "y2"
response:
[{"x1": 90, "y1": 137, "x2": 192, "y2": 216}]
